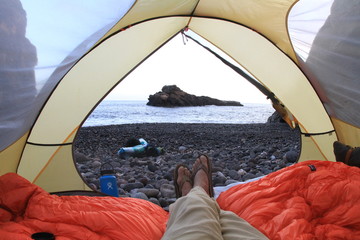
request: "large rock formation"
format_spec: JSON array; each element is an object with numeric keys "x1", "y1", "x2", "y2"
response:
[
  {"x1": 267, "y1": 111, "x2": 286, "y2": 124},
  {"x1": 147, "y1": 85, "x2": 243, "y2": 107}
]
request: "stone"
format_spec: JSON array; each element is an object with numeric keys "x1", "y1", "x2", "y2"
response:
[
  {"x1": 267, "y1": 111, "x2": 286, "y2": 123},
  {"x1": 160, "y1": 184, "x2": 176, "y2": 198},
  {"x1": 132, "y1": 192, "x2": 148, "y2": 200},
  {"x1": 237, "y1": 169, "x2": 247, "y2": 176},
  {"x1": 137, "y1": 188, "x2": 160, "y2": 198},
  {"x1": 228, "y1": 169, "x2": 239, "y2": 180},
  {"x1": 92, "y1": 161, "x2": 102, "y2": 168},
  {"x1": 178, "y1": 146, "x2": 187, "y2": 152},
  {"x1": 139, "y1": 177, "x2": 149, "y2": 186},
  {"x1": 74, "y1": 152, "x2": 90, "y2": 163},
  {"x1": 159, "y1": 198, "x2": 168, "y2": 207},
  {"x1": 122, "y1": 182, "x2": 144, "y2": 192},
  {"x1": 118, "y1": 188, "x2": 126, "y2": 195},
  {"x1": 213, "y1": 172, "x2": 227, "y2": 186},
  {"x1": 82, "y1": 172, "x2": 94, "y2": 178},
  {"x1": 243, "y1": 172, "x2": 256, "y2": 181},
  {"x1": 284, "y1": 150, "x2": 298, "y2": 163},
  {"x1": 147, "y1": 85, "x2": 243, "y2": 107},
  {"x1": 148, "y1": 163, "x2": 158, "y2": 172},
  {"x1": 149, "y1": 198, "x2": 161, "y2": 206}
]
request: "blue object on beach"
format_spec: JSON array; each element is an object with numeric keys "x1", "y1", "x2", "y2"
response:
[
  {"x1": 99, "y1": 163, "x2": 119, "y2": 197},
  {"x1": 100, "y1": 175, "x2": 119, "y2": 197},
  {"x1": 117, "y1": 138, "x2": 148, "y2": 158}
]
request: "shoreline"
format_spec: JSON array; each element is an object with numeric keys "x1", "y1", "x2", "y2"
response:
[{"x1": 74, "y1": 123, "x2": 301, "y2": 210}]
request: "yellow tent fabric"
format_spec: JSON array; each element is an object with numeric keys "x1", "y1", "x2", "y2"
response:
[{"x1": 0, "y1": 0, "x2": 359, "y2": 192}]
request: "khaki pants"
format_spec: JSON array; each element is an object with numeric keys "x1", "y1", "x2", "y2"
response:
[{"x1": 161, "y1": 187, "x2": 268, "y2": 240}]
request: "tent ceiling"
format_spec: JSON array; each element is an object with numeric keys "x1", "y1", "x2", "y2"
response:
[{"x1": 1, "y1": 0, "x2": 359, "y2": 192}]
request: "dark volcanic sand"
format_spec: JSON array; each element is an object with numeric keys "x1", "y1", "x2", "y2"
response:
[{"x1": 74, "y1": 123, "x2": 301, "y2": 210}]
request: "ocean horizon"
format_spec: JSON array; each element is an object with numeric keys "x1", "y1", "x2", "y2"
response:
[{"x1": 83, "y1": 100, "x2": 274, "y2": 127}]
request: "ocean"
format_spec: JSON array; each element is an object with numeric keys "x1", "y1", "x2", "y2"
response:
[{"x1": 83, "y1": 100, "x2": 274, "y2": 127}]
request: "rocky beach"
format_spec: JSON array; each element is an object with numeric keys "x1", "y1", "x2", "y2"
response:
[{"x1": 74, "y1": 122, "x2": 301, "y2": 210}]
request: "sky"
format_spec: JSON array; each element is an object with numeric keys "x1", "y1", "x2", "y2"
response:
[{"x1": 105, "y1": 34, "x2": 270, "y2": 104}]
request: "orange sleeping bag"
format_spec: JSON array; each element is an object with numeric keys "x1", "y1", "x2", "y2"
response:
[
  {"x1": 0, "y1": 173, "x2": 168, "y2": 240},
  {"x1": 1, "y1": 161, "x2": 360, "y2": 239},
  {"x1": 217, "y1": 160, "x2": 360, "y2": 239}
]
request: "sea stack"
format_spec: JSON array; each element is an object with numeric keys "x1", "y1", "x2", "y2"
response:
[{"x1": 147, "y1": 85, "x2": 243, "y2": 107}]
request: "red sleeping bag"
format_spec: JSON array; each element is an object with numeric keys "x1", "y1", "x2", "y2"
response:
[
  {"x1": 0, "y1": 173, "x2": 168, "y2": 240},
  {"x1": 1, "y1": 161, "x2": 360, "y2": 239},
  {"x1": 217, "y1": 160, "x2": 360, "y2": 239}
]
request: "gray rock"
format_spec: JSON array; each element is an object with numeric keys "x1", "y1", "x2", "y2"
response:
[
  {"x1": 267, "y1": 111, "x2": 286, "y2": 123},
  {"x1": 213, "y1": 172, "x2": 227, "y2": 186},
  {"x1": 178, "y1": 146, "x2": 187, "y2": 152},
  {"x1": 258, "y1": 151, "x2": 268, "y2": 159},
  {"x1": 212, "y1": 166, "x2": 223, "y2": 172},
  {"x1": 284, "y1": 150, "x2": 298, "y2": 163},
  {"x1": 237, "y1": 169, "x2": 247, "y2": 176},
  {"x1": 243, "y1": 172, "x2": 256, "y2": 181},
  {"x1": 261, "y1": 168, "x2": 273, "y2": 175},
  {"x1": 228, "y1": 170, "x2": 239, "y2": 180},
  {"x1": 181, "y1": 153, "x2": 193, "y2": 159},
  {"x1": 167, "y1": 198, "x2": 177, "y2": 205},
  {"x1": 147, "y1": 85, "x2": 243, "y2": 107},
  {"x1": 122, "y1": 182, "x2": 144, "y2": 192},
  {"x1": 137, "y1": 188, "x2": 160, "y2": 198},
  {"x1": 132, "y1": 192, "x2": 148, "y2": 200},
  {"x1": 118, "y1": 188, "x2": 126, "y2": 195},
  {"x1": 160, "y1": 184, "x2": 176, "y2": 198},
  {"x1": 139, "y1": 177, "x2": 149, "y2": 186},
  {"x1": 148, "y1": 163, "x2": 158, "y2": 172},
  {"x1": 149, "y1": 198, "x2": 161, "y2": 206},
  {"x1": 92, "y1": 161, "x2": 102, "y2": 168},
  {"x1": 74, "y1": 152, "x2": 90, "y2": 163},
  {"x1": 159, "y1": 198, "x2": 168, "y2": 207},
  {"x1": 225, "y1": 179, "x2": 238, "y2": 185},
  {"x1": 82, "y1": 172, "x2": 94, "y2": 178},
  {"x1": 88, "y1": 183, "x2": 97, "y2": 190}
]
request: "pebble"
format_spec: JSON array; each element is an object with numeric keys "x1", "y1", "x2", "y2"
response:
[
  {"x1": 137, "y1": 188, "x2": 160, "y2": 198},
  {"x1": 160, "y1": 184, "x2": 176, "y2": 198},
  {"x1": 149, "y1": 198, "x2": 161, "y2": 206},
  {"x1": 122, "y1": 182, "x2": 144, "y2": 192},
  {"x1": 92, "y1": 161, "x2": 102, "y2": 168},
  {"x1": 178, "y1": 146, "x2": 187, "y2": 152},
  {"x1": 284, "y1": 150, "x2": 298, "y2": 163},
  {"x1": 132, "y1": 192, "x2": 148, "y2": 200},
  {"x1": 237, "y1": 169, "x2": 246, "y2": 176},
  {"x1": 243, "y1": 172, "x2": 256, "y2": 181},
  {"x1": 74, "y1": 152, "x2": 90, "y2": 163},
  {"x1": 74, "y1": 123, "x2": 300, "y2": 211},
  {"x1": 148, "y1": 163, "x2": 158, "y2": 172}
]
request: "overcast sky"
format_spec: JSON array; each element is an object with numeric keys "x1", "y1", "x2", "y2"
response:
[{"x1": 105, "y1": 34, "x2": 271, "y2": 104}]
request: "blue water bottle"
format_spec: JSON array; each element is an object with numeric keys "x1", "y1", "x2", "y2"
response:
[{"x1": 99, "y1": 163, "x2": 119, "y2": 197}]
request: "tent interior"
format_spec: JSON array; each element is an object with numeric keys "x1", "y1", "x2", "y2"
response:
[{"x1": 1, "y1": 0, "x2": 360, "y2": 238}]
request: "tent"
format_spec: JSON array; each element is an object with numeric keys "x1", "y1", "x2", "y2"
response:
[{"x1": 0, "y1": 0, "x2": 359, "y2": 194}]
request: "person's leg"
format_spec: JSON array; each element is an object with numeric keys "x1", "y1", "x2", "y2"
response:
[
  {"x1": 162, "y1": 156, "x2": 223, "y2": 240},
  {"x1": 220, "y1": 210, "x2": 269, "y2": 240},
  {"x1": 162, "y1": 186, "x2": 223, "y2": 240}
]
